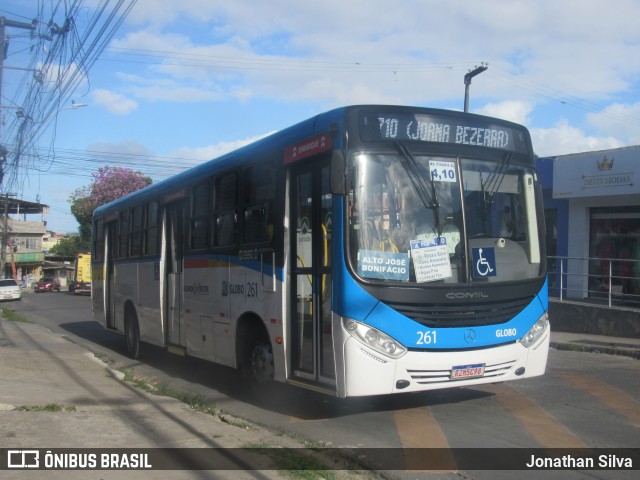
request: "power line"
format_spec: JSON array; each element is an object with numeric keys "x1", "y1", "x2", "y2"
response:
[{"x1": 1, "y1": 0, "x2": 138, "y2": 193}]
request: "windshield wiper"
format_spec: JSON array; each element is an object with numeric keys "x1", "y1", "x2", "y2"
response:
[
  {"x1": 484, "y1": 152, "x2": 513, "y2": 205},
  {"x1": 395, "y1": 142, "x2": 442, "y2": 236},
  {"x1": 477, "y1": 152, "x2": 512, "y2": 236}
]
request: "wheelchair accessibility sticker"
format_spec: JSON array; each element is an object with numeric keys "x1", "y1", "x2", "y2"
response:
[{"x1": 472, "y1": 247, "x2": 497, "y2": 278}]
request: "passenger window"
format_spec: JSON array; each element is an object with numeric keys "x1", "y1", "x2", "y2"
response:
[
  {"x1": 119, "y1": 210, "x2": 130, "y2": 258},
  {"x1": 130, "y1": 205, "x2": 144, "y2": 257},
  {"x1": 191, "y1": 182, "x2": 211, "y2": 250},
  {"x1": 93, "y1": 218, "x2": 104, "y2": 262},
  {"x1": 243, "y1": 163, "x2": 275, "y2": 244},
  {"x1": 145, "y1": 202, "x2": 159, "y2": 256},
  {"x1": 213, "y1": 173, "x2": 238, "y2": 247}
]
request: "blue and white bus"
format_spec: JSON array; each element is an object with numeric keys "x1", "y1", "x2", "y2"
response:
[{"x1": 92, "y1": 105, "x2": 549, "y2": 397}]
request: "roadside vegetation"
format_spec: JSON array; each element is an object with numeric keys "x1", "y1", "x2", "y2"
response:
[
  {"x1": 18, "y1": 403, "x2": 76, "y2": 412},
  {"x1": 1, "y1": 308, "x2": 30, "y2": 323}
]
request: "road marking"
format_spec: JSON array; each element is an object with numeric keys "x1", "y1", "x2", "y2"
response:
[
  {"x1": 480, "y1": 383, "x2": 587, "y2": 448},
  {"x1": 393, "y1": 407, "x2": 456, "y2": 471},
  {"x1": 555, "y1": 372, "x2": 640, "y2": 429}
]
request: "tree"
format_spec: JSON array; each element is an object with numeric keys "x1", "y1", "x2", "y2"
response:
[
  {"x1": 70, "y1": 166, "x2": 152, "y2": 243},
  {"x1": 49, "y1": 235, "x2": 85, "y2": 257}
]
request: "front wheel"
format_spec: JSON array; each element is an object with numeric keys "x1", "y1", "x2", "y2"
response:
[{"x1": 125, "y1": 309, "x2": 141, "y2": 360}]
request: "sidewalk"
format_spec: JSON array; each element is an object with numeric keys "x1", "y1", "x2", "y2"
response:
[
  {"x1": 0, "y1": 317, "x2": 334, "y2": 479},
  {"x1": 550, "y1": 330, "x2": 640, "y2": 359}
]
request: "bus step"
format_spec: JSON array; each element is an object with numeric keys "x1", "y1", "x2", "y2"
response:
[{"x1": 168, "y1": 345, "x2": 186, "y2": 356}]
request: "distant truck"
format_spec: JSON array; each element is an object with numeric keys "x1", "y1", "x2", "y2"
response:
[{"x1": 73, "y1": 253, "x2": 92, "y2": 295}]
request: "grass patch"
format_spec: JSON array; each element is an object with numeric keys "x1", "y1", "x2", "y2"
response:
[
  {"x1": 18, "y1": 403, "x2": 76, "y2": 412},
  {"x1": 1, "y1": 308, "x2": 31, "y2": 323},
  {"x1": 247, "y1": 443, "x2": 339, "y2": 480},
  {"x1": 218, "y1": 414, "x2": 255, "y2": 430},
  {"x1": 119, "y1": 369, "x2": 219, "y2": 416}
]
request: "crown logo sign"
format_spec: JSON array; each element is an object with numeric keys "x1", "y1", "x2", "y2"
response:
[{"x1": 596, "y1": 156, "x2": 614, "y2": 170}]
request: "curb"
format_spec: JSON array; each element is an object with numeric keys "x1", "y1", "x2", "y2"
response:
[{"x1": 550, "y1": 342, "x2": 640, "y2": 360}]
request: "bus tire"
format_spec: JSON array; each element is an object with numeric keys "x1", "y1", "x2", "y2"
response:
[
  {"x1": 242, "y1": 327, "x2": 273, "y2": 383},
  {"x1": 124, "y1": 307, "x2": 141, "y2": 360}
]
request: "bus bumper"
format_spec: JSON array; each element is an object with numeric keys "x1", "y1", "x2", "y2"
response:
[{"x1": 340, "y1": 331, "x2": 549, "y2": 397}]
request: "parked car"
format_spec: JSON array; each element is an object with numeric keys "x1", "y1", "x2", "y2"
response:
[
  {"x1": 0, "y1": 278, "x2": 22, "y2": 301},
  {"x1": 35, "y1": 277, "x2": 61, "y2": 293}
]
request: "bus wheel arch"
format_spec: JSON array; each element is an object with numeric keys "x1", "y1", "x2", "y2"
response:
[
  {"x1": 236, "y1": 313, "x2": 273, "y2": 383},
  {"x1": 124, "y1": 301, "x2": 141, "y2": 360}
]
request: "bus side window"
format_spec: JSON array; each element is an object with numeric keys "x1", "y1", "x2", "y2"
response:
[
  {"x1": 145, "y1": 202, "x2": 159, "y2": 256},
  {"x1": 243, "y1": 163, "x2": 275, "y2": 244},
  {"x1": 119, "y1": 210, "x2": 130, "y2": 258},
  {"x1": 191, "y1": 181, "x2": 211, "y2": 250},
  {"x1": 213, "y1": 172, "x2": 238, "y2": 247},
  {"x1": 93, "y1": 217, "x2": 104, "y2": 262},
  {"x1": 130, "y1": 205, "x2": 144, "y2": 257}
]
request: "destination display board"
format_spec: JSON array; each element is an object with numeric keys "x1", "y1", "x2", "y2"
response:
[{"x1": 359, "y1": 111, "x2": 530, "y2": 154}]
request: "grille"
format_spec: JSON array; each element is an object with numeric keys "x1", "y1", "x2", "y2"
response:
[
  {"x1": 386, "y1": 297, "x2": 532, "y2": 327},
  {"x1": 407, "y1": 360, "x2": 516, "y2": 385}
]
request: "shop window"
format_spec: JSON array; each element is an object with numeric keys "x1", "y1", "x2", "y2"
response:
[{"x1": 589, "y1": 207, "x2": 640, "y2": 297}]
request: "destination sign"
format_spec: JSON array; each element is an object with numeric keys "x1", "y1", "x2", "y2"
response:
[{"x1": 360, "y1": 112, "x2": 529, "y2": 154}]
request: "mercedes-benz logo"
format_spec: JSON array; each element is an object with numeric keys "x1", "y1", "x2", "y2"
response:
[{"x1": 464, "y1": 329, "x2": 477, "y2": 344}]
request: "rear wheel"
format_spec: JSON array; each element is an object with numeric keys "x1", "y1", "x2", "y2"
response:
[
  {"x1": 125, "y1": 309, "x2": 141, "y2": 359},
  {"x1": 244, "y1": 330, "x2": 274, "y2": 383}
]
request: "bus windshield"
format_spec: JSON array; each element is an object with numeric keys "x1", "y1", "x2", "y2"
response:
[{"x1": 348, "y1": 152, "x2": 542, "y2": 284}]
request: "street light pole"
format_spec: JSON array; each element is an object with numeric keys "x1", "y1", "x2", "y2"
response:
[{"x1": 464, "y1": 63, "x2": 488, "y2": 113}]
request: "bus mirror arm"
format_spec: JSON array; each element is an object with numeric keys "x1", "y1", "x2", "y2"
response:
[{"x1": 330, "y1": 149, "x2": 347, "y2": 195}]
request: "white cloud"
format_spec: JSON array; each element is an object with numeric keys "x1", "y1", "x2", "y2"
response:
[
  {"x1": 92, "y1": 89, "x2": 138, "y2": 115},
  {"x1": 475, "y1": 100, "x2": 534, "y2": 125},
  {"x1": 587, "y1": 102, "x2": 640, "y2": 145},
  {"x1": 531, "y1": 120, "x2": 623, "y2": 157},
  {"x1": 170, "y1": 132, "x2": 276, "y2": 164}
]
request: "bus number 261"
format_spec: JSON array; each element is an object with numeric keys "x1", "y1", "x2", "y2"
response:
[{"x1": 416, "y1": 330, "x2": 437, "y2": 345}]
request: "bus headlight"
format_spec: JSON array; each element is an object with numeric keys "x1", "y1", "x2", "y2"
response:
[
  {"x1": 519, "y1": 312, "x2": 549, "y2": 348},
  {"x1": 343, "y1": 319, "x2": 407, "y2": 359}
]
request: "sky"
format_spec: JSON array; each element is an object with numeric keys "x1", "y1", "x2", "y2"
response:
[{"x1": 1, "y1": 0, "x2": 640, "y2": 233}]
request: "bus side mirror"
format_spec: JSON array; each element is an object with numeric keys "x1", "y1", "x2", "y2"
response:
[{"x1": 330, "y1": 150, "x2": 347, "y2": 195}]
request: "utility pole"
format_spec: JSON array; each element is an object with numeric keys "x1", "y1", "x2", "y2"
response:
[
  {"x1": 0, "y1": 193, "x2": 16, "y2": 278},
  {"x1": 0, "y1": 16, "x2": 37, "y2": 186},
  {"x1": 464, "y1": 63, "x2": 488, "y2": 113}
]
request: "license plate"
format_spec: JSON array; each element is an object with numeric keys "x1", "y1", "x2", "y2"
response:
[{"x1": 451, "y1": 363, "x2": 485, "y2": 379}]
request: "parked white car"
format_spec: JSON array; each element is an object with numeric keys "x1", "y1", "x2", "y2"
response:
[{"x1": 0, "y1": 279, "x2": 22, "y2": 301}]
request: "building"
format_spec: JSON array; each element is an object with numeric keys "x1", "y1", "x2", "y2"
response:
[
  {"x1": 0, "y1": 198, "x2": 49, "y2": 284},
  {"x1": 538, "y1": 145, "x2": 640, "y2": 302},
  {"x1": 42, "y1": 231, "x2": 65, "y2": 253}
]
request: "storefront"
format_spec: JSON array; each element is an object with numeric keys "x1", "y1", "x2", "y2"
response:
[{"x1": 538, "y1": 145, "x2": 640, "y2": 300}]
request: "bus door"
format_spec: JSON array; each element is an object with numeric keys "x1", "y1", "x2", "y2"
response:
[
  {"x1": 289, "y1": 159, "x2": 335, "y2": 387},
  {"x1": 105, "y1": 221, "x2": 117, "y2": 329},
  {"x1": 165, "y1": 201, "x2": 185, "y2": 346}
]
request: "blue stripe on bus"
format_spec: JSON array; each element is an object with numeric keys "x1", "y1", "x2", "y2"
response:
[
  {"x1": 332, "y1": 198, "x2": 548, "y2": 350},
  {"x1": 364, "y1": 279, "x2": 547, "y2": 350},
  {"x1": 185, "y1": 253, "x2": 284, "y2": 282}
]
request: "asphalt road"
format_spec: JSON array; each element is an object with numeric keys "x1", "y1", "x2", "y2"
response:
[{"x1": 8, "y1": 290, "x2": 640, "y2": 479}]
